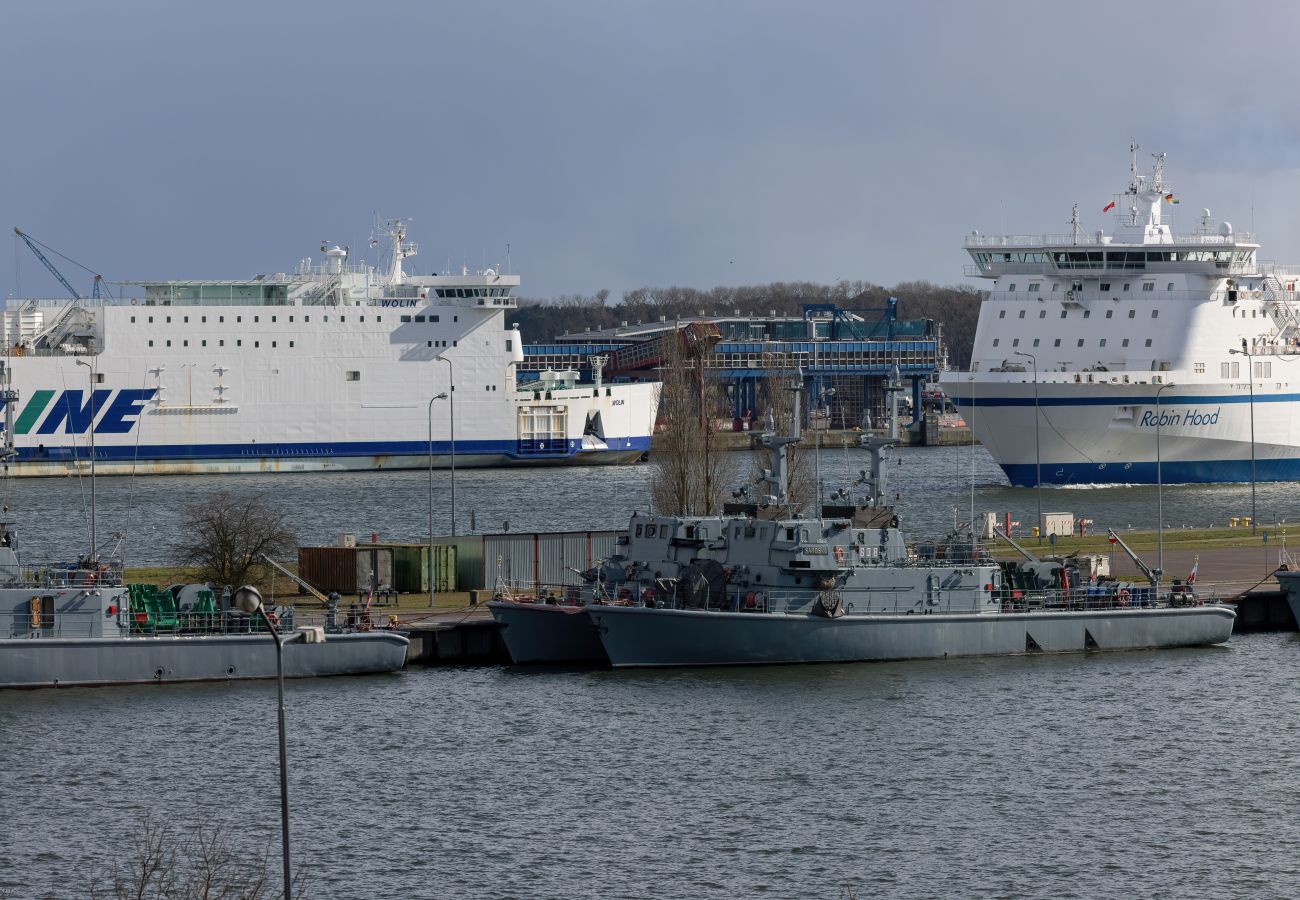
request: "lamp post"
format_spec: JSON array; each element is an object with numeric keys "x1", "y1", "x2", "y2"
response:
[
  {"x1": 75, "y1": 358, "x2": 97, "y2": 561},
  {"x1": 1229, "y1": 341, "x2": 1257, "y2": 534},
  {"x1": 438, "y1": 356, "x2": 456, "y2": 536},
  {"x1": 232, "y1": 585, "x2": 310, "y2": 900},
  {"x1": 427, "y1": 392, "x2": 448, "y2": 608},
  {"x1": 1154, "y1": 381, "x2": 1177, "y2": 580},
  {"x1": 1013, "y1": 350, "x2": 1042, "y2": 544}
]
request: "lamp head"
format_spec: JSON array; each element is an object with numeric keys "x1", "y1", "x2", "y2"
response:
[{"x1": 233, "y1": 585, "x2": 263, "y2": 615}]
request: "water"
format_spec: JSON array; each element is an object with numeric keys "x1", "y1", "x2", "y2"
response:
[
  {"x1": 5, "y1": 634, "x2": 1300, "y2": 898},
  {"x1": 5, "y1": 450, "x2": 1300, "y2": 898},
  {"x1": 4, "y1": 445, "x2": 1296, "y2": 565}
]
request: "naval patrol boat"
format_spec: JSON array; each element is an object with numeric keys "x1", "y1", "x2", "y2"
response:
[{"x1": 586, "y1": 377, "x2": 1234, "y2": 667}]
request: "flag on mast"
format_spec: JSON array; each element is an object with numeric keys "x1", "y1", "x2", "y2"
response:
[
  {"x1": 1187, "y1": 557, "x2": 1198, "y2": 585},
  {"x1": 1103, "y1": 200, "x2": 1116, "y2": 213}
]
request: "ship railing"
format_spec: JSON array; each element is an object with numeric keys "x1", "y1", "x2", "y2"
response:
[
  {"x1": 964, "y1": 232, "x2": 1257, "y2": 248},
  {"x1": 18, "y1": 563, "x2": 125, "y2": 588},
  {"x1": 117, "y1": 607, "x2": 298, "y2": 637}
]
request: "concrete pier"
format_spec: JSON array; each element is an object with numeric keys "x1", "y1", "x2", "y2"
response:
[{"x1": 404, "y1": 617, "x2": 509, "y2": 665}]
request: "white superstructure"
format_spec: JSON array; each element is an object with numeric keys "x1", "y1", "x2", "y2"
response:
[
  {"x1": 940, "y1": 148, "x2": 1300, "y2": 485},
  {"x1": 1, "y1": 221, "x2": 658, "y2": 475}
]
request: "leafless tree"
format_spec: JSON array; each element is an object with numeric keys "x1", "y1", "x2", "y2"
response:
[
  {"x1": 171, "y1": 490, "x2": 297, "y2": 591},
  {"x1": 89, "y1": 815, "x2": 306, "y2": 900},
  {"x1": 649, "y1": 333, "x2": 735, "y2": 515}
]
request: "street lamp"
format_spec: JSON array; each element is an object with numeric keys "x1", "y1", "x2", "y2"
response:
[
  {"x1": 233, "y1": 585, "x2": 313, "y2": 900},
  {"x1": 427, "y1": 392, "x2": 448, "y2": 608},
  {"x1": 1228, "y1": 341, "x2": 1257, "y2": 534},
  {"x1": 438, "y1": 356, "x2": 456, "y2": 536},
  {"x1": 1154, "y1": 381, "x2": 1177, "y2": 581},
  {"x1": 1013, "y1": 350, "x2": 1042, "y2": 544},
  {"x1": 75, "y1": 358, "x2": 97, "y2": 561}
]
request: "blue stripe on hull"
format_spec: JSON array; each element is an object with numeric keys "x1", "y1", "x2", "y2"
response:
[
  {"x1": 952, "y1": 393, "x2": 1300, "y2": 408},
  {"x1": 1003, "y1": 458, "x2": 1300, "y2": 487},
  {"x1": 15, "y1": 436, "x2": 653, "y2": 465}
]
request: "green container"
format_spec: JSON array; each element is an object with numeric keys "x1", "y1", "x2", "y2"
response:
[{"x1": 387, "y1": 544, "x2": 458, "y2": 594}]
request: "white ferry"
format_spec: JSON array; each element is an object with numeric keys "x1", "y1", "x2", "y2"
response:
[
  {"x1": 941, "y1": 147, "x2": 1300, "y2": 485},
  {"x1": 1, "y1": 222, "x2": 658, "y2": 475}
]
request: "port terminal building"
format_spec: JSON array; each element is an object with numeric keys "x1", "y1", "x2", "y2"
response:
[{"x1": 519, "y1": 300, "x2": 945, "y2": 432}]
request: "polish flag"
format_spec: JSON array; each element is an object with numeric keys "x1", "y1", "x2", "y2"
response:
[
  {"x1": 1103, "y1": 200, "x2": 1116, "y2": 213},
  {"x1": 1187, "y1": 559, "x2": 1198, "y2": 585}
]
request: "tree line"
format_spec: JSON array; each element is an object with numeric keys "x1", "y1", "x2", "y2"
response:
[{"x1": 508, "y1": 280, "x2": 985, "y2": 370}]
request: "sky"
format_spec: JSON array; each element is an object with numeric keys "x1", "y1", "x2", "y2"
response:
[{"x1": 4, "y1": 0, "x2": 1300, "y2": 302}]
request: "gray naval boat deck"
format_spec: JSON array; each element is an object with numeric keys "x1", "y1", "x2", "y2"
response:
[
  {"x1": 492, "y1": 373, "x2": 1235, "y2": 668},
  {"x1": 1, "y1": 552, "x2": 408, "y2": 689}
]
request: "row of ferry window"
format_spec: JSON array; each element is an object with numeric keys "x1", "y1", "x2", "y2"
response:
[
  {"x1": 1007, "y1": 282, "x2": 1172, "y2": 292},
  {"x1": 400, "y1": 314, "x2": 459, "y2": 323},
  {"x1": 992, "y1": 337, "x2": 1154, "y2": 349},
  {"x1": 1001, "y1": 308, "x2": 1161, "y2": 320},
  {"x1": 131, "y1": 313, "x2": 382, "y2": 325},
  {"x1": 433, "y1": 288, "x2": 511, "y2": 298},
  {"x1": 977, "y1": 251, "x2": 1249, "y2": 265}
]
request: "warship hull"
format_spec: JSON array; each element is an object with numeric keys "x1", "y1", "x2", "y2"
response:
[
  {"x1": 0, "y1": 631, "x2": 409, "y2": 689},
  {"x1": 587, "y1": 605, "x2": 1236, "y2": 668},
  {"x1": 488, "y1": 600, "x2": 607, "y2": 664}
]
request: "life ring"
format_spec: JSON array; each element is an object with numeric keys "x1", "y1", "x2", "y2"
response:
[
  {"x1": 1117, "y1": 589, "x2": 1130, "y2": 608},
  {"x1": 1253, "y1": 290, "x2": 1263, "y2": 299},
  {"x1": 266, "y1": 612, "x2": 279, "y2": 626},
  {"x1": 833, "y1": 546, "x2": 846, "y2": 565},
  {"x1": 130, "y1": 298, "x2": 138, "y2": 305}
]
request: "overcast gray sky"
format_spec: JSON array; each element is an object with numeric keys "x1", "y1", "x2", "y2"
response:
[{"x1": 4, "y1": 0, "x2": 1300, "y2": 301}]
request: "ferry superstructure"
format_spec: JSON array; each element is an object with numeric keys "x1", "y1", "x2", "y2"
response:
[
  {"x1": 940, "y1": 148, "x2": 1300, "y2": 486},
  {"x1": 1, "y1": 222, "x2": 658, "y2": 475}
]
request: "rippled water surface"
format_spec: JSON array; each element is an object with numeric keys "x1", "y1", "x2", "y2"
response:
[
  {"x1": 5, "y1": 444, "x2": 1300, "y2": 564},
  {"x1": 5, "y1": 634, "x2": 1300, "y2": 898},
  {"x1": 5, "y1": 450, "x2": 1300, "y2": 898}
]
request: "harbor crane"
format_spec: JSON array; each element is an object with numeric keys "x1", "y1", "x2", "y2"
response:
[
  {"x1": 13, "y1": 227, "x2": 108, "y2": 299},
  {"x1": 1105, "y1": 528, "x2": 1159, "y2": 587}
]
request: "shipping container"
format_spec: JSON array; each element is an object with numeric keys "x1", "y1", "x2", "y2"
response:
[
  {"x1": 355, "y1": 547, "x2": 394, "y2": 595},
  {"x1": 482, "y1": 530, "x2": 622, "y2": 590},
  {"x1": 297, "y1": 547, "x2": 357, "y2": 594}
]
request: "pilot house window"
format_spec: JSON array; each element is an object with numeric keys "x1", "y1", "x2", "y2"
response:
[{"x1": 346, "y1": 371, "x2": 360, "y2": 382}]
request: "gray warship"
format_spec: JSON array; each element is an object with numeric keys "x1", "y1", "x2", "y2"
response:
[
  {"x1": 499, "y1": 372, "x2": 1235, "y2": 667},
  {"x1": 0, "y1": 552, "x2": 409, "y2": 689}
]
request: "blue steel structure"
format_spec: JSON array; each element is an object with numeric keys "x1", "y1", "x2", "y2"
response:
[{"x1": 521, "y1": 301, "x2": 940, "y2": 431}]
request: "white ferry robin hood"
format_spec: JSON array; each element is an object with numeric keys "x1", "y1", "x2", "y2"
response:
[
  {"x1": 941, "y1": 147, "x2": 1300, "y2": 485},
  {"x1": 2, "y1": 221, "x2": 658, "y2": 475}
]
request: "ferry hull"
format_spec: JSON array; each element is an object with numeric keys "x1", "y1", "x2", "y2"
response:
[
  {"x1": 947, "y1": 380, "x2": 1300, "y2": 486},
  {"x1": 0, "y1": 631, "x2": 409, "y2": 689},
  {"x1": 587, "y1": 605, "x2": 1235, "y2": 668},
  {"x1": 488, "y1": 600, "x2": 608, "y2": 664}
]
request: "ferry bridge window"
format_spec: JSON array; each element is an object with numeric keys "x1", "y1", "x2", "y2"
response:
[
  {"x1": 1018, "y1": 310, "x2": 1025, "y2": 319},
  {"x1": 346, "y1": 371, "x2": 360, "y2": 382},
  {"x1": 1167, "y1": 283, "x2": 1175, "y2": 291},
  {"x1": 1152, "y1": 310, "x2": 1159, "y2": 318},
  {"x1": 184, "y1": 316, "x2": 190, "y2": 323},
  {"x1": 236, "y1": 316, "x2": 242, "y2": 323},
  {"x1": 1145, "y1": 339, "x2": 1153, "y2": 347},
  {"x1": 1099, "y1": 339, "x2": 1107, "y2": 348},
  {"x1": 1039, "y1": 310, "x2": 1046, "y2": 318},
  {"x1": 219, "y1": 316, "x2": 224, "y2": 323},
  {"x1": 236, "y1": 340, "x2": 242, "y2": 347},
  {"x1": 289, "y1": 341, "x2": 294, "y2": 348},
  {"x1": 201, "y1": 340, "x2": 207, "y2": 347},
  {"x1": 272, "y1": 341, "x2": 277, "y2": 348},
  {"x1": 1142, "y1": 283, "x2": 1155, "y2": 292},
  {"x1": 1194, "y1": 363, "x2": 1205, "y2": 374},
  {"x1": 1083, "y1": 310, "x2": 1091, "y2": 318},
  {"x1": 1060, "y1": 311, "x2": 1067, "y2": 318},
  {"x1": 1123, "y1": 284, "x2": 1131, "y2": 291},
  {"x1": 992, "y1": 338, "x2": 1000, "y2": 347},
  {"x1": 272, "y1": 316, "x2": 278, "y2": 322},
  {"x1": 415, "y1": 316, "x2": 426, "y2": 323},
  {"x1": 377, "y1": 316, "x2": 382, "y2": 323},
  {"x1": 340, "y1": 317, "x2": 346, "y2": 323},
  {"x1": 148, "y1": 340, "x2": 154, "y2": 348},
  {"x1": 1032, "y1": 338, "x2": 1040, "y2": 347},
  {"x1": 1100, "y1": 283, "x2": 1111, "y2": 291},
  {"x1": 1105, "y1": 310, "x2": 1113, "y2": 319},
  {"x1": 432, "y1": 315, "x2": 440, "y2": 322},
  {"x1": 401, "y1": 316, "x2": 412, "y2": 323},
  {"x1": 1077, "y1": 339, "x2": 1085, "y2": 347},
  {"x1": 1011, "y1": 339, "x2": 1020, "y2": 347},
  {"x1": 166, "y1": 316, "x2": 172, "y2": 323},
  {"x1": 1129, "y1": 310, "x2": 1136, "y2": 318},
  {"x1": 130, "y1": 316, "x2": 136, "y2": 324},
  {"x1": 998, "y1": 310, "x2": 1006, "y2": 319},
  {"x1": 506, "y1": 339, "x2": 513, "y2": 351},
  {"x1": 219, "y1": 340, "x2": 224, "y2": 347},
  {"x1": 254, "y1": 316, "x2": 260, "y2": 323},
  {"x1": 1122, "y1": 339, "x2": 1130, "y2": 348},
  {"x1": 254, "y1": 341, "x2": 259, "y2": 348},
  {"x1": 183, "y1": 340, "x2": 189, "y2": 348},
  {"x1": 166, "y1": 340, "x2": 172, "y2": 347},
  {"x1": 1054, "y1": 339, "x2": 1062, "y2": 347},
  {"x1": 1028, "y1": 284, "x2": 1040, "y2": 292},
  {"x1": 1008, "y1": 284, "x2": 1016, "y2": 292}
]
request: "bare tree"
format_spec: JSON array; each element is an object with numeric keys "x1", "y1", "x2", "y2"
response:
[
  {"x1": 171, "y1": 490, "x2": 297, "y2": 590},
  {"x1": 649, "y1": 328, "x2": 735, "y2": 515},
  {"x1": 89, "y1": 815, "x2": 306, "y2": 900}
]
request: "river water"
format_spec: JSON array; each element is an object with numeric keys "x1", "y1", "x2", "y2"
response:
[
  {"x1": 4, "y1": 450, "x2": 1300, "y2": 898},
  {"x1": 3, "y1": 444, "x2": 1297, "y2": 565},
  {"x1": 5, "y1": 634, "x2": 1300, "y2": 898}
]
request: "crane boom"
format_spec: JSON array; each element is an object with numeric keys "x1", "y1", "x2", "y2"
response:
[
  {"x1": 992, "y1": 526, "x2": 1039, "y2": 562},
  {"x1": 1105, "y1": 529, "x2": 1158, "y2": 586},
  {"x1": 260, "y1": 553, "x2": 330, "y2": 605},
  {"x1": 14, "y1": 228, "x2": 81, "y2": 299}
]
